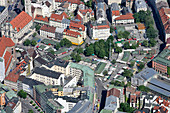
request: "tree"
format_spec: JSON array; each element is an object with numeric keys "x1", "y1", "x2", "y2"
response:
[
  {"x1": 77, "y1": 48, "x2": 84, "y2": 54},
  {"x1": 117, "y1": 31, "x2": 123, "y2": 39},
  {"x1": 98, "y1": 49, "x2": 106, "y2": 58},
  {"x1": 146, "y1": 26, "x2": 157, "y2": 39},
  {"x1": 31, "y1": 40, "x2": 37, "y2": 46},
  {"x1": 75, "y1": 54, "x2": 81, "y2": 62},
  {"x1": 115, "y1": 47, "x2": 122, "y2": 53},
  {"x1": 118, "y1": 103, "x2": 136, "y2": 113},
  {"x1": 60, "y1": 40, "x2": 64, "y2": 47},
  {"x1": 71, "y1": 52, "x2": 76, "y2": 59},
  {"x1": 167, "y1": 67, "x2": 170, "y2": 75},
  {"x1": 123, "y1": 31, "x2": 130, "y2": 39},
  {"x1": 124, "y1": 42, "x2": 130, "y2": 49},
  {"x1": 17, "y1": 90, "x2": 27, "y2": 99},
  {"x1": 32, "y1": 32, "x2": 37, "y2": 37},
  {"x1": 122, "y1": 69, "x2": 133, "y2": 78},
  {"x1": 110, "y1": 26, "x2": 114, "y2": 33},
  {"x1": 55, "y1": 43, "x2": 60, "y2": 50},
  {"x1": 28, "y1": 110, "x2": 33, "y2": 113},
  {"x1": 139, "y1": 62, "x2": 145, "y2": 70},
  {"x1": 130, "y1": 44, "x2": 136, "y2": 49},
  {"x1": 111, "y1": 59, "x2": 116, "y2": 64},
  {"x1": 149, "y1": 38, "x2": 157, "y2": 47},
  {"x1": 103, "y1": 70, "x2": 108, "y2": 76},
  {"x1": 23, "y1": 39, "x2": 31, "y2": 46},
  {"x1": 63, "y1": 38, "x2": 72, "y2": 47},
  {"x1": 129, "y1": 62, "x2": 135, "y2": 67},
  {"x1": 138, "y1": 85, "x2": 150, "y2": 92},
  {"x1": 142, "y1": 40, "x2": 149, "y2": 47},
  {"x1": 50, "y1": 50, "x2": 55, "y2": 55},
  {"x1": 108, "y1": 35, "x2": 114, "y2": 41},
  {"x1": 35, "y1": 24, "x2": 41, "y2": 31},
  {"x1": 84, "y1": 45, "x2": 94, "y2": 56}
]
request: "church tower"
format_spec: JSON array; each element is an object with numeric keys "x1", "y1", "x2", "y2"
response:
[{"x1": 25, "y1": 0, "x2": 32, "y2": 16}]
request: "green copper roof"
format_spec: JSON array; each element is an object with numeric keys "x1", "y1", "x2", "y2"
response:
[{"x1": 153, "y1": 49, "x2": 170, "y2": 66}]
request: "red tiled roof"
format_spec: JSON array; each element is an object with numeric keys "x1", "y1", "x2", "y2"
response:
[
  {"x1": 153, "y1": 106, "x2": 159, "y2": 110},
  {"x1": 4, "y1": 51, "x2": 12, "y2": 68},
  {"x1": 135, "y1": 91, "x2": 141, "y2": 97},
  {"x1": 94, "y1": 25, "x2": 110, "y2": 29},
  {"x1": 64, "y1": 29, "x2": 81, "y2": 38},
  {"x1": 75, "y1": 14, "x2": 83, "y2": 22},
  {"x1": 115, "y1": 13, "x2": 134, "y2": 20},
  {"x1": 5, "y1": 60, "x2": 27, "y2": 83},
  {"x1": 34, "y1": 15, "x2": 49, "y2": 23},
  {"x1": 107, "y1": 88, "x2": 120, "y2": 98},
  {"x1": 50, "y1": 12, "x2": 68, "y2": 22},
  {"x1": 0, "y1": 36, "x2": 15, "y2": 57},
  {"x1": 112, "y1": 10, "x2": 120, "y2": 16},
  {"x1": 40, "y1": 25, "x2": 56, "y2": 33},
  {"x1": 69, "y1": 22, "x2": 85, "y2": 31},
  {"x1": 10, "y1": 11, "x2": 32, "y2": 32},
  {"x1": 79, "y1": 9, "x2": 94, "y2": 16},
  {"x1": 55, "y1": 0, "x2": 83, "y2": 5},
  {"x1": 130, "y1": 95, "x2": 136, "y2": 103}
]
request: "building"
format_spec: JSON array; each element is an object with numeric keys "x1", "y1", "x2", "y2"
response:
[
  {"x1": 0, "y1": 36, "x2": 15, "y2": 82},
  {"x1": 135, "y1": 0, "x2": 147, "y2": 12},
  {"x1": 107, "y1": 88, "x2": 120, "y2": 98},
  {"x1": 110, "y1": 3, "x2": 120, "y2": 24},
  {"x1": 1, "y1": 11, "x2": 33, "y2": 43},
  {"x1": 152, "y1": 48, "x2": 170, "y2": 74},
  {"x1": 17, "y1": 76, "x2": 44, "y2": 97},
  {"x1": 90, "y1": 20, "x2": 110, "y2": 40},
  {"x1": 4, "y1": 60, "x2": 27, "y2": 91},
  {"x1": 0, "y1": 83, "x2": 21, "y2": 113},
  {"x1": 30, "y1": 67, "x2": 65, "y2": 86},
  {"x1": 111, "y1": 10, "x2": 120, "y2": 24},
  {"x1": 146, "y1": 77, "x2": 170, "y2": 99},
  {"x1": 68, "y1": 99, "x2": 93, "y2": 113},
  {"x1": 31, "y1": 1, "x2": 53, "y2": 18},
  {"x1": 156, "y1": 1, "x2": 169, "y2": 10},
  {"x1": 136, "y1": 23, "x2": 146, "y2": 33},
  {"x1": 55, "y1": 27, "x2": 65, "y2": 40},
  {"x1": 77, "y1": 9, "x2": 94, "y2": 24},
  {"x1": 115, "y1": 13, "x2": 134, "y2": 24},
  {"x1": 34, "y1": 14, "x2": 49, "y2": 25},
  {"x1": 63, "y1": 29, "x2": 84, "y2": 45},
  {"x1": 69, "y1": 22, "x2": 86, "y2": 40},
  {"x1": 55, "y1": 98, "x2": 77, "y2": 113},
  {"x1": 159, "y1": 8, "x2": 170, "y2": 42},
  {"x1": 0, "y1": 0, "x2": 7, "y2": 6},
  {"x1": 131, "y1": 68, "x2": 158, "y2": 86},
  {"x1": 54, "y1": 0, "x2": 85, "y2": 13},
  {"x1": 96, "y1": 2, "x2": 107, "y2": 21},
  {"x1": 104, "y1": 95, "x2": 119, "y2": 113},
  {"x1": 40, "y1": 25, "x2": 56, "y2": 38},
  {"x1": 107, "y1": 0, "x2": 122, "y2": 5},
  {"x1": 49, "y1": 12, "x2": 69, "y2": 28},
  {"x1": 0, "y1": 6, "x2": 8, "y2": 25},
  {"x1": 33, "y1": 84, "x2": 63, "y2": 113},
  {"x1": 46, "y1": 58, "x2": 70, "y2": 75}
]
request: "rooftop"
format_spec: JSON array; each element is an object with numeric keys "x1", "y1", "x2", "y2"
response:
[
  {"x1": 115, "y1": 13, "x2": 134, "y2": 20},
  {"x1": 10, "y1": 11, "x2": 32, "y2": 32},
  {"x1": 40, "y1": 25, "x2": 56, "y2": 33},
  {"x1": 64, "y1": 29, "x2": 81, "y2": 38},
  {"x1": 152, "y1": 48, "x2": 170, "y2": 66},
  {"x1": 133, "y1": 68, "x2": 158, "y2": 81},
  {"x1": 47, "y1": 58, "x2": 69, "y2": 68},
  {"x1": 33, "y1": 67, "x2": 63, "y2": 79},
  {"x1": 107, "y1": 88, "x2": 120, "y2": 98},
  {"x1": 34, "y1": 15, "x2": 49, "y2": 23}
]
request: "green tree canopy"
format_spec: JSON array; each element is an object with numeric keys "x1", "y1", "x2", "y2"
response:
[
  {"x1": 115, "y1": 47, "x2": 122, "y2": 53},
  {"x1": 55, "y1": 43, "x2": 60, "y2": 50},
  {"x1": 124, "y1": 42, "x2": 130, "y2": 49},
  {"x1": 122, "y1": 69, "x2": 133, "y2": 78},
  {"x1": 118, "y1": 103, "x2": 136, "y2": 113},
  {"x1": 142, "y1": 40, "x2": 149, "y2": 47},
  {"x1": 32, "y1": 32, "x2": 37, "y2": 37},
  {"x1": 138, "y1": 85, "x2": 150, "y2": 92},
  {"x1": 149, "y1": 38, "x2": 157, "y2": 47},
  {"x1": 23, "y1": 39, "x2": 31, "y2": 46},
  {"x1": 35, "y1": 24, "x2": 41, "y2": 31},
  {"x1": 103, "y1": 70, "x2": 108, "y2": 76},
  {"x1": 77, "y1": 48, "x2": 84, "y2": 54},
  {"x1": 111, "y1": 59, "x2": 116, "y2": 64},
  {"x1": 28, "y1": 110, "x2": 33, "y2": 113},
  {"x1": 17, "y1": 90, "x2": 27, "y2": 99},
  {"x1": 84, "y1": 45, "x2": 94, "y2": 56},
  {"x1": 31, "y1": 40, "x2": 37, "y2": 46}
]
